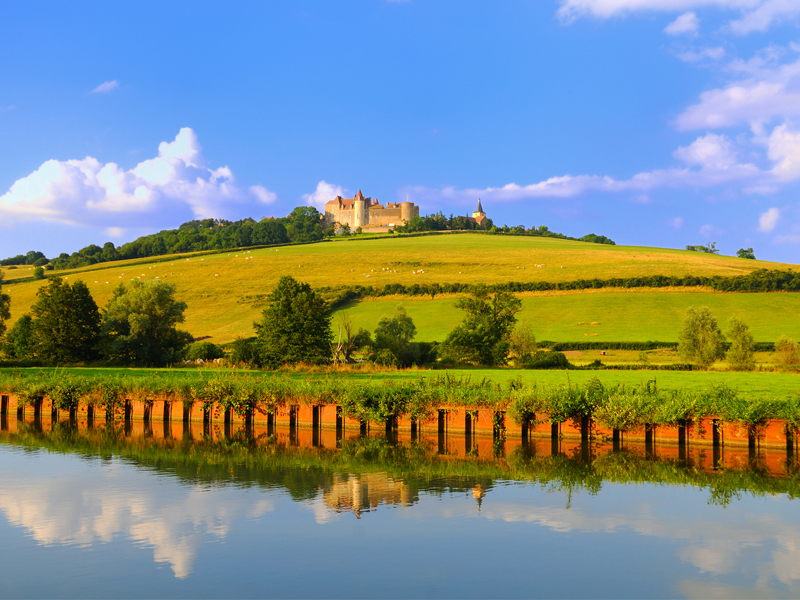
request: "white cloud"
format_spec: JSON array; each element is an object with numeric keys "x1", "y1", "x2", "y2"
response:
[
  {"x1": 768, "y1": 124, "x2": 800, "y2": 180},
  {"x1": 0, "y1": 128, "x2": 279, "y2": 229},
  {"x1": 250, "y1": 185, "x2": 278, "y2": 204},
  {"x1": 91, "y1": 80, "x2": 119, "y2": 94},
  {"x1": 665, "y1": 11, "x2": 700, "y2": 34},
  {"x1": 105, "y1": 227, "x2": 125, "y2": 238},
  {"x1": 676, "y1": 46, "x2": 726, "y2": 62},
  {"x1": 729, "y1": 0, "x2": 800, "y2": 34},
  {"x1": 673, "y1": 133, "x2": 739, "y2": 169},
  {"x1": 759, "y1": 207, "x2": 780, "y2": 231},
  {"x1": 302, "y1": 180, "x2": 347, "y2": 209},
  {"x1": 699, "y1": 223, "x2": 721, "y2": 236},
  {"x1": 556, "y1": 0, "x2": 798, "y2": 33},
  {"x1": 670, "y1": 216, "x2": 686, "y2": 228},
  {"x1": 402, "y1": 131, "x2": 774, "y2": 205},
  {"x1": 675, "y1": 56, "x2": 800, "y2": 130}
]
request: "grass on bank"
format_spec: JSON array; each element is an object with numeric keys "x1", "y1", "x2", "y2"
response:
[
  {"x1": 3, "y1": 367, "x2": 800, "y2": 430},
  {"x1": 2, "y1": 233, "x2": 796, "y2": 344}
]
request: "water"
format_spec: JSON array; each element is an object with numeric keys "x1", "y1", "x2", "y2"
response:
[{"x1": 0, "y1": 420, "x2": 799, "y2": 598}]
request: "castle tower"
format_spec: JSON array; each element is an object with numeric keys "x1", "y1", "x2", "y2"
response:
[{"x1": 353, "y1": 189, "x2": 367, "y2": 228}]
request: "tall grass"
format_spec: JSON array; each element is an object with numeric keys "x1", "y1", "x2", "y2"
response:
[{"x1": 2, "y1": 369, "x2": 799, "y2": 429}]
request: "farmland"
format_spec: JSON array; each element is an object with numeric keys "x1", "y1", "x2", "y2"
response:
[{"x1": 1, "y1": 232, "x2": 798, "y2": 344}]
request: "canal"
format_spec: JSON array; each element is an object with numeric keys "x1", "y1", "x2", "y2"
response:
[{"x1": 0, "y1": 416, "x2": 798, "y2": 598}]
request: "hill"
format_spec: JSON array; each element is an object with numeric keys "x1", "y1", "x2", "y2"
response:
[{"x1": 1, "y1": 233, "x2": 797, "y2": 345}]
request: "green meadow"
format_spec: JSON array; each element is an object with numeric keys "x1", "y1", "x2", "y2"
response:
[
  {"x1": 336, "y1": 290, "x2": 800, "y2": 343},
  {"x1": 2, "y1": 232, "x2": 798, "y2": 344}
]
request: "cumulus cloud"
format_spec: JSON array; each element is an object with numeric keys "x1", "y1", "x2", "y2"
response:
[
  {"x1": 91, "y1": 80, "x2": 119, "y2": 94},
  {"x1": 302, "y1": 180, "x2": 347, "y2": 209},
  {"x1": 759, "y1": 207, "x2": 780, "y2": 231},
  {"x1": 665, "y1": 11, "x2": 700, "y2": 34},
  {"x1": 675, "y1": 56, "x2": 800, "y2": 130},
  {"x1": 556, "y1": 0, "x2": 798, "y2": 33},
  {"x1": 768, "y1": 124, "x2": 800, "y2": 180},
  {"x1": 673, "y1": 133, "x2": 739, "y2": 169},
  {"x1": 0, "y1": 128, "x2": 279, "y2": 229}
]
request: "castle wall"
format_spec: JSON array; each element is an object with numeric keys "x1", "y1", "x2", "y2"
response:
[{"x1": 323, "y1": 195, "x2": 419, "y2": 229}]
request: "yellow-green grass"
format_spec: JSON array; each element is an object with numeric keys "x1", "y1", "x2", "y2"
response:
[
  {"x1": 1, "y1": 233, "x2": 797, "y2": 344},
  {"x1": 335, "y1": 289, "x2": 800, "y2": 343},
  {"x1": 3, "y1": 366, "x2": 800, "y2": 399}
]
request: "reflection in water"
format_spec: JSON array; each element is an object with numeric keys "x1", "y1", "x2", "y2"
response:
[
  {"x1": 322, "y1": 473, "x2": 415, "y2": 518},
  {"x1": 0, "y1": 418, "x2": 799, "y2": 596}
]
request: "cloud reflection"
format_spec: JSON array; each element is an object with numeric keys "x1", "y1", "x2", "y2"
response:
[{"x1": 0, "y1": 458, "x2": 273, "y2": 579}]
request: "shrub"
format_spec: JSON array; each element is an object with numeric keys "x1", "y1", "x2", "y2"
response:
[
  {"x1": 520, "y1": 351, "x2": 571, "y2": 370},
  {"x1": 185, "y1": 342, "x2": 225, "y2": 361},
  {"x1": 775, "y1": 335, "x2": 800, "y2": 367},
  {"x1": 230, "y1": 336, "x2": 259, "y2": 366}
]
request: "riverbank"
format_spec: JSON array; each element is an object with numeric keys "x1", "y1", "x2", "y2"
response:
[{"x1": 2, "y1": 368, "x2": 800, "y2": 453}]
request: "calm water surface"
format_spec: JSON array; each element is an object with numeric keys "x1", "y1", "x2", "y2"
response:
[{"x1": 0, "y1": 422, "x2": 798, "y2": 599}]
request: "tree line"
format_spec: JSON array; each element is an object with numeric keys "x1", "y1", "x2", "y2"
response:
[
  {"x1": 0, "y1": 207, "x2": 325, "y2": 271},
  {"x1": 675, "y1": 306, "x2": 800, "y2": 371},
  {"x1": 2, "y1": 277, "x2": 190, "y2": 366},
  {"x1": 392, "y1": 211, "x2": 615, "y2": 245},
  {"x1": 317, "y1": 268, "x2": 800, "y2": 311},
  {"x1": 2, "y1": 207, "x2": 615, "y2": 274}
]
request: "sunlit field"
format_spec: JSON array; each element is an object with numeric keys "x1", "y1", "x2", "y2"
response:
[{"x1": 2, "y1": 233, "x2": 797, "y2": 344}]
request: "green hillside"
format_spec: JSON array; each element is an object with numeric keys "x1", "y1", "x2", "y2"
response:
[{"x1": 1, "y1": 233, "x2": 797, "y2": 344}]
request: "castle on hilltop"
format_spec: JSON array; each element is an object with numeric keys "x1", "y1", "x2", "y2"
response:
[{"x1": 324, "y1": 190, "x2": 419, "y2": 231}]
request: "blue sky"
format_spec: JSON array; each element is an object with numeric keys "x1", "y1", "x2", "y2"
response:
[{"x1": 2, "y1": 0, "x2": 800, "y2": 262}]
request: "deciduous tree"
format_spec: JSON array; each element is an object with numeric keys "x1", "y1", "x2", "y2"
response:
[
  {"x1": 254, "y1": 276, "x2": 332, "y2": 367},
  {"x1": 0, "y1": 272, "x2": 9, "y2": 342},
  {"x1": 444, "y1": 287, "x2": 521, "y2": 366},
  {"x1": 373, "y1": 306, "x2": 417, "y2": 367},
  {"x1": 3, "y1": 315, "x2": 35, "y2": 359},
  {"x1": 100, "y1": 280, "x2": 191, "y2": 366},
  {"x1": 726, "y1": 315, "x2": 755, "y2": 371},
  {"x1": 31, "y1": 277, "x2": 100, "y2": 363},
  {"x1": 677, "y1": 306, "x2": 725, "y2": 368}
]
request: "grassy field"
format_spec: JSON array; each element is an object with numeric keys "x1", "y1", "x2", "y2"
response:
[
  {"x1": 336, "y1": 289, "x2": 800, "y2": 343},
  {"x1": 1, "y1": 233, "x2": 797, "y2": 344}
]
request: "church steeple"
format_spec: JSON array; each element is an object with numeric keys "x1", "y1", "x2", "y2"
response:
[{"x1": 476, "y1": 199, "x2": 484, "y2": 214}]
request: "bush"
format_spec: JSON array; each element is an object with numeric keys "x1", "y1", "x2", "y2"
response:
[
  {"x1": 32, "y1": 267, "x2": 45, "y2": 280},
  {"x1": 520, "y1": 351, "x2": 571, "y2": 370},
  {"x1": 185, "y1": 342, "x2": 225, "y2": 361},
  {"x1": 230, "y1": 337, "x2": 259, "y2": 366},
  {"x1": 775, "y1": 335, "x2": 800, "y2": 367}
]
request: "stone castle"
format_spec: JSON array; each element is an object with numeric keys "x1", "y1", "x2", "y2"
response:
[{"x1": 323, "y1": 190, "x2": 419, "y2": 231}]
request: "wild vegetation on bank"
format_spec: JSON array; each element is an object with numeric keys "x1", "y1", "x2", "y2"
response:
[{"x1": 3, "y1": 369, "x2": 800, "y2": 430}]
